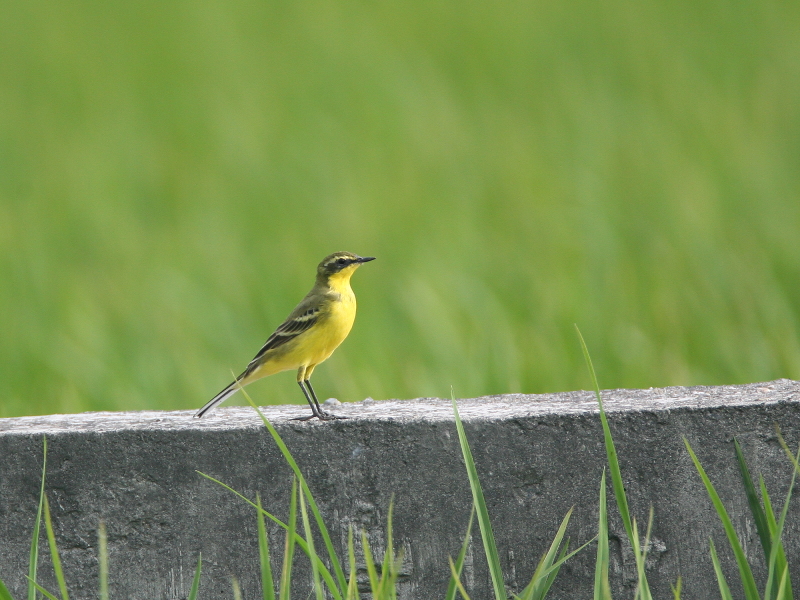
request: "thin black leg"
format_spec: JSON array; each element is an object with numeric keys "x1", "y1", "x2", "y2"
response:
[
  {"x1": 295, "y1": 380, "x2": 321, "y2": 420},
  {"x1": 304, "y1": 379, "x2": 325, "y2": 414},
  {"x1": 305, "y1": 379, "x2": 347, "y2": 420}
]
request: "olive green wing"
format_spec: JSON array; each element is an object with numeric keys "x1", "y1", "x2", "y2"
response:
[{"x1": 243, "y1": 298, "x2": 323, "y2": 373}]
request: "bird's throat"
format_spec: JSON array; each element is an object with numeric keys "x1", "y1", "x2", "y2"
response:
[{"x1": 322, "y1": 268, "x2": 356, "y2": 294}]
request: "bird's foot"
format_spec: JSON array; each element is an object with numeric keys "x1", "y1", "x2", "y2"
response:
[
  {"x1": 291, "y1": 411, "x2": 348, "y2": 421},
  {"x1": 291, "y1": 414, "x2": 316, "y2": 421},
  {"x1": 319, "y1": 411, "x2": 348, "y2": 420}
]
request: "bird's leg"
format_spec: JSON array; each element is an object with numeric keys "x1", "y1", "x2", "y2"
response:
[
  {"x1": 304, "y1": 379, "x2": 325, "y2": 415},
  {"x1": 306, "y1": 379, "x2": 348, "y2": 420},
  {"x1": 293, "y1": 380, "x2": 323, "y2": 421}
]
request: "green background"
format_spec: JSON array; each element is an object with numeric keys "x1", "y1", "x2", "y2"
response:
[{"x1": 1, "y1": 0, "x2": 799, "y2": 417}]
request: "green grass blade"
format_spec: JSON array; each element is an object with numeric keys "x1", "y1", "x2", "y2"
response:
[
  {"x1": 759, "y1": 477, "x2": 793, "y2": 600},
  {"x1": 575, "y1": 327, "x2": 634, "y2": 539},
  {"x1": 576, "y1": 326, "x2": 650, "y2": 597},
  {"x1": 29, "y1": 437, "x2": 48, "y2": 600},
  {"x1": 773, "y1": 430, "x2": 800, "y2": 599},
  {"x1": 684, "y1": 439, "x2": 759, "y2": 600},
  {"x1": 761, "y1": 477, "x2": 777, "y2": 534},
  {"x1": 300, "y1": 489, "x2": 325, "y2": 600},
  {"x1": 776, "y1": 568, "x2": 789, "y2": 600},
  {"x1": 242, "y1": 389, "x2": 348, "y2": 595},
  {"x1": 232, "y1": 576, "x2": 242, "y2": 600},
  {"x1": 761, "y1": 442, "x2": 799, "y2": 600},
  {"x1": 25, "y1": 578, "x2": 59, "y2": 600},
  {"x1": 709, "y1": 539, "x2": 734, "y2": 600},
  {"x1": 734, "y1": 439, "x2": 771, "y2": 561},
  {"x1": 522, "y1": 508, "x2": 573, "y2": 600},
  {"x1": 519, "y1": 532, "x2": 595, "y2": 600},
  {"x1": 279, "y1": 479, "x2": 298, "y2": 600},
  {"x1": 346, "y1": 527, "x2": 358, "y2": 600},
  {"x1": 594, "y1": 470, "x2": 610, "y2": 600},
  {"x1": 98, "y1": 521, "x2": 109, "y2": 600},
  {"x1": 0, "y1": 578, "x2": 13, "y2": 600},
  {"x1": 448, "y1": 556, "x2": 473, "y2": 600},
  {"x1": 382, "y1": 499, "x2": 403, "y2": 600},
  {"x1": 521, "y1": 539, "x2": 567, "y2": 600},
  {"x1": 379, "y1": 498, "x2": 395, "y2": 597},
  {"x1": 631, "y1": 508, "x2": 654, "y2": 600},
  {"x1": 43, "y1": 496, "x2": 70, "y2": 600},
  {"x1": 671, "y1": 577, "x2": 682, "y2": 600},
  {"x1": 187, "y1": 554, "x2": 202, "y2": 600},
  {"x1": 196, "y1": 471, "x2": 341, "y2": 599},
  {"x1": 630, "y1": 518, "x2": 645, "y2": 600},
  {"x1": 445, "y1": 505, "x2": 476, "y2": 600},
  {"x1": 451, "y1": 396, "x2": 506, "y2": 600},
  {"x1": 539, "y1": 541, "x2": 570, "y2": 599},
  {"x1": 256, "y1": 495, "x2": 277, "y2": 600},
  {"x1": 361, "y1": 530, "x2": 380, "y2": 596}
]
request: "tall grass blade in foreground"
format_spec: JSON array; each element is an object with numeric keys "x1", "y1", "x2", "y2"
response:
[
  {"x1": 759, "y1": 480, "x2": 787, "y2": 596},
  {"x1": 299, "y1": 488, "x2": 325, "y2": 600},
  {"x1": 709, "y1": 539, "x2": 733, "y2": 600},
  {"x1": 445, "y1": 505, "x2": 475, "y2": 600},
  {"x1": 671, "y1": 577, "x2": 682, "y2": 600},
  {"x1": 383, "y1": 500, "x2": 404, "y2": 598},
  {"x1": 280, "y1": 479, "x2": 298, "y2": 600},
  {"x1": 576, "y1": 324, "x2": 653, "y2": 598},
  {"x1": 735, "y1": 440, "x2": 772, "y2": 560},
  {"x1": 0, "y1": 578, "x2": 12, "y2": 600},
  {"x1": 451, "y1": 393, "x2": 586, "y2": 600},
  {"x1": 241, "y1": 387, "x2": 349, "y2": 595},
  {"x1": 684, "y1": 440, "x2": 760, "y2": 600},
  {"x1": 188, "y1": 554, "x2": 202, "y2": 600},
  {"x1": 451, "y1": 394, "x2": 506, "y2": 600},
  {"x1": 689, "y1": 434, "x2": 799, "y2": 599},
  {"x1": 448, "y1": 556, "x2": 473, "y2": 600},
  {"x1": 196, "y1": 472, "x2": 343, "y2": 598},
  {"x1": 735, "y1": 438, "x2": 793, "y2": 599},
  {"x1": 517, "y1": 508, "x2": 583, "y2": 600},
  {"x1": 346, "y1": 527, "x2": 358, "y2": 600},
  {"x1": 28, "y1": 437, "x2": 48, "y2": 600},
  {"x1": 256, "y1": 494, "x2": 277, "y2": 600},
  {"x1": 361, "y1": 530, "x2": 381, "y2": 595},
  {"x1": 359, "y1": 505, "x2": 404, "y2": 600},
  {"x1": 98, "y1": 521, "x2": 109, "y2": 600},
  {"x1": 383, "y1": 498, "x2": 398, "y2": 599},
  {"x1": 43, "y1": 496, "x2": 70, "y2": 600},
  {"x1": 27, "y1": 580, "x2": 60, "y2": 600},
  {"x1": 593, "y1": 470, "x2": 611, "y2": 600},
  {"x1": 629, "y1": 508, "x2": 654, "y2": 600}
]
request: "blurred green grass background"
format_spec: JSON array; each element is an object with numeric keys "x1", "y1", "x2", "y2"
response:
[{"x1": 1, "y1": 0, "x2": 799, "y2": 417}]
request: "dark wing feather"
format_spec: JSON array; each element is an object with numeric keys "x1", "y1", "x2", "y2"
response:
[{"x1": 243, "y1": 306, "x2": 321, "y2": 374}]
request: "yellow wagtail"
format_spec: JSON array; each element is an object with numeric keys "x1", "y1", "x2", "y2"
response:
[{"x1": 195, "y1": 251, "x2": 375, "y2": 420}]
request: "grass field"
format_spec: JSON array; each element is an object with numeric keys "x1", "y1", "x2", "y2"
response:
[{"x1": 1, "y1": 0, "x2": 799, "y2": 417}]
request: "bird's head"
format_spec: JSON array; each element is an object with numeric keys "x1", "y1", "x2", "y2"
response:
[{"x1": 317, "y1": 252, "x2": 375, "y2": 284}]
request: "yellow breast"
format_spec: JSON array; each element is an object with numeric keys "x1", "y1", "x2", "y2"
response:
[
  {"x1": 281, "y1": 285, "x2": 356, "y2": 368},
  {"x1": 305, "y1": 288, "x2": 356, "y2": 364}
]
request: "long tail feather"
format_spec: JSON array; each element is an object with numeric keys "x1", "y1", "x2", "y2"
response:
[{"x1": 194, "y1": 381, "x2": 241, "y2": 418}]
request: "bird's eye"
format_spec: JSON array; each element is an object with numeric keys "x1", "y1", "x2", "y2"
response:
[{"x1": 337, "y1": 258, "x2": 347, "y2": 265}]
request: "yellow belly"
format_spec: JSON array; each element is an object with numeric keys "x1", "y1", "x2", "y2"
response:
[{"x1": 293, "y1": 298, "x2": 356, "y2": 366}]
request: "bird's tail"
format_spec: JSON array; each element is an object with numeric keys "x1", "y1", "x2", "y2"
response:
[{"x1": 194, "y1": 379, "x2": 242, "y2": 418}]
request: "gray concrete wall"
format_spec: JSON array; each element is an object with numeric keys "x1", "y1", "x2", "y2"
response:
[{"x1": 1, "y1": 380, "x2": 800, "y2": 599}]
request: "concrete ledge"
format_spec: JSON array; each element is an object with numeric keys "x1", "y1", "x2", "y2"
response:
[{"x1": 1, "y1": 380, "x2": 800, "y2": 599}]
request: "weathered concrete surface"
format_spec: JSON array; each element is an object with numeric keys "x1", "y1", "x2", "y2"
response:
[{"x1": 1, "y1": 380, "x2": 800, "y2": 599}]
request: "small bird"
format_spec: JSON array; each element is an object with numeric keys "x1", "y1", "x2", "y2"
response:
[{"x1": 195, "y1": 251, "x2": 375, "y2": 420}]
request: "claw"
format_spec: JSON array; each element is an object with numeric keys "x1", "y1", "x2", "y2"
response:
[{"x1": 291, "y1": 410, "x2": 348, "y2": 421}]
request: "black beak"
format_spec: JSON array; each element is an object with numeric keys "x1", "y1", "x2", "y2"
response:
[{"x1": 357, "y1": 256, "x2": 376, "y2": 263}]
